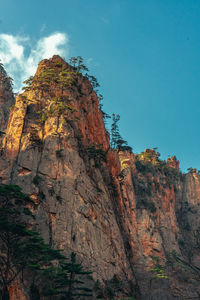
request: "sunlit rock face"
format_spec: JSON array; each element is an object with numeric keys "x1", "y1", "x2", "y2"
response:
[
  {"x1": 0, "y1": 64, "x2": 15, "y2": 131},
  {"x1": 0, "y1": 56, "x2": 200, "y2": 299}
]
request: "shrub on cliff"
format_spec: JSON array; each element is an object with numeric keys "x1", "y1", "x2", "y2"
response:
[
  {"x1": 0, "y1": 184, "x2": 65, "y2": 300},
  {"x1": 87, "y1": 145, "x2": 107, "y2": 167},
  {"x1": 0, "y1": 184, "x2": 93, "y2": 300},
  {"x1": 149, "y1": 255, "x2": 168, "y2": 280}
]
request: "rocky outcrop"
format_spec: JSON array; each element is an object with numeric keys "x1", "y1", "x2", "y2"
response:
[
  {"x1": 0, "y1": 56, "x2": 200, "y2": 299},
  {"x1": 0, "y1": 63, "x2": 15, "y2": 131},
  {"x1": 115, "y1": 151, "x2": 200, "y2": 299}
]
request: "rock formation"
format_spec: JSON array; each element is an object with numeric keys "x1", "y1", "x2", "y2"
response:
[
  {"x1": 0, "y1": 62, "x2": 15, "y2": 131},
  {"x1": 0, "y1": 56, "x2": 200, "y2": 299}
]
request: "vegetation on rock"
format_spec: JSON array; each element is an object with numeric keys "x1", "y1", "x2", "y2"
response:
[
  {"x1": 87, "y1": 145, "x2": 107, "y2": 167},
  {"x1": 0, "y1": 184, "x2": 92, "y2": 300},
  {"x1": 111, "y1": 114, "x2": 132, "y2": 152}
]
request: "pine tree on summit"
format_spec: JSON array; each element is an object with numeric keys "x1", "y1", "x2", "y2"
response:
[{"x1": 69, "y1": 56, "x2": 88, "y2": 73}]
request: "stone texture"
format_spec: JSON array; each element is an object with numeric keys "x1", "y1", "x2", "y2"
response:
[
  {"x1": 0, "y1": 63, "x2": 15, "y2": 131},
  {"x1": 0, "y1": 56, "x2": 200, "y2": 299}
]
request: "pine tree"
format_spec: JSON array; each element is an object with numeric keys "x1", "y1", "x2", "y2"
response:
[
  {"x1": 0, "y1": 184, "x2": 65, "y2": 300},
  {"x1": 110, "y1": 114, "x2": 132, "y2": 152},
  {"x1": 69, "y1": 56, "x2": 89, "y2": 73},
  {"x1": 111, "y1": 114, "x2": 120, "y2": 149},
  {"x1": 41, "y1": 252, "x2": 92, "y2": 299},
  {"x1": 0, "y1": 184, "x2": 93, "y2": 299},
  {"x1": 60, "y1": 252, "x2": 92, "y2": 300}
]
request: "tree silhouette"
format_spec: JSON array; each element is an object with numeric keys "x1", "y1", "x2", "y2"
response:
[
  {"x1": 40, "y1": 252, "x2": 93, "y2": 299},
  {"x1": 0, "y1": 184, "x2": 65, "y2": 300},
  {"x1": 60, "y1": 252, "x2": 92, "y2": 299},
  {"x1": 111, "y1": 114, "x2": 132, "y2": 152},
  {"x1": 69, "y1": 56, "x2": 89, "y2": 73},
  {"x1": 111, "y1": 113, "x2": 120, "y2": 149},
  {"x1": 0, "y1": 184, "x2": 93, "y2": 299}
]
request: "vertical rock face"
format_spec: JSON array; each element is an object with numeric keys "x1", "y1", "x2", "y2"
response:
[
  {"x1": 0, "y1": 56, "x2": 200, "y2": 299},
  {"x1": 0, "y1": 63, "x2": 15, "y2": 131},
  {"x1": 114, "y1": 152, "x2": 200, "y2": 299}
]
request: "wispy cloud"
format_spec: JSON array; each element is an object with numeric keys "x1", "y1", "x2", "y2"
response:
[{"x1": 0, "y1": 32, "x2": 69, "y2": 91}]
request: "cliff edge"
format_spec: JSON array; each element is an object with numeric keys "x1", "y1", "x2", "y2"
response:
[{"x1": 0, "y1": 56, "x2": 200, "y2": 299}]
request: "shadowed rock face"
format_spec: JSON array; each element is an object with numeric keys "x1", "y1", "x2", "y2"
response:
[
  {"x1": 0, "y1": 64, "x2": 15, "y2": 131},
  {"x1": 0, "y1": 56, "x2": 200, "y2": 299}
]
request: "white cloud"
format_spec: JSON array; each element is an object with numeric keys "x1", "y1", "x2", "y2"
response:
[{"x1": 0, "y1": 32, "x2": 69, "y2": 91}]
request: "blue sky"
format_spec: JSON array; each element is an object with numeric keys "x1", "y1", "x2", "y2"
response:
[{"x1": 1, "y1": 0, "x2": 200, "y2": 171}]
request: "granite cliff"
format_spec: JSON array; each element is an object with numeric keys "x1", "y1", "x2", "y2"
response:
[
  {"x1": 0, "y1": 62, "x2": 14, "y2": 131},
  {"x1": 0, "y1": 56, "x2": 200, "y2": 300}
]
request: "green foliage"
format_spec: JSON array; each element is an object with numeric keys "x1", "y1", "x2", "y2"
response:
[
  {"x1": 22, "y1": 76, "x2": 34, "y2": 91},
  {"x1": 61, "y1": 252, "x2": 92, "y2": 299},
  {"x1": 0, "y1": 131, "x2": 5, "y2": 137},
  {"x1": 86, "y1": 74, "x2": 100, "y2": 89},
  {"x1": 36, "y1": 95, "x2": 76, "y2": 125},
  {"x1": 134, "y1": 149, "x2": 181, "y2": 197},
  {"x1": 87, "y1": 145, "x2": 107, "y2": 167},
  {"x1": 102, "y1": 275, "x2": 127, "y2": 299},
  {"x1": 54, "y1": 62, "x2": 63, "y2": 68},
  {"x1": 33, "y1": 175, "x2": 42, "y2": 185},
  {"x1": 50, "y1": 97, "x2": 76, "y2": 116},
  {"x1": 162, "y1": 165, "x2": 179, "y2": 180},
  {"x1": 135, "y1": 149, "x2": 181, "y2": 181},
  {"x1": 42, "y1": 252, "x2": 92, "y2": 299},
  {"x1": 22, "y1": 61, "x2": 79, "y2": 98},
  {"x1": 94, "y1": 280, "x2": 104, "y2": 298},
  {"x1": 106, "y1": 287, "x2": 115, "y2": 299},
  {"x1": 111, "y1": 113, "x2": 120, "y2": 149},
  {"x1": 30, "y1": 284, "x2": 40, "y2": 300},
  {"x1": 58, "y1": 70, "x2": 77, "y2": 88},
  {"x1": 0, "y1": 184, "x2": 34, "y2": 205},
  {"x1": 0, "y1": 184, "x2": 93, "y2": 299},
  {"x1": 101, "y1": 110, "x2": 111, "y2": 121},
  {"x1": 116, "y1": 139, "x2": 132, "y2": 152},
  {"x1": 135, "y1": 160, "x2": 152, "y2": 173},
  {"x1": 68, "y1": 56, "x2": 111, "y2": 126},
  {"x1": 0, "y1": 184, "x2": 50, "y2": 296},
  {"x1": 97, "y1": 93, "x2": 111, "y2": 123},
  {"x1": 98, "y1": 93, "x2": 103, "y2": 105},
  {"x1": 149, "y1": 255, "x2": 168, "y2": 280},
  {"x1": 137, "y1": 149, "x2": 160, "y2": 165},
  {"x1": 21, "y1": 57, "x2": 110, "y2": 133},
  {"x1": 38, "y1": 112, "x2": 47, "y2": 123},
  {"x1": 111, "y1": 114, "x2": 132, "y2": 152},
  {"x1": 69, "y1": 56, "x2": 89, "y2": 73}
]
